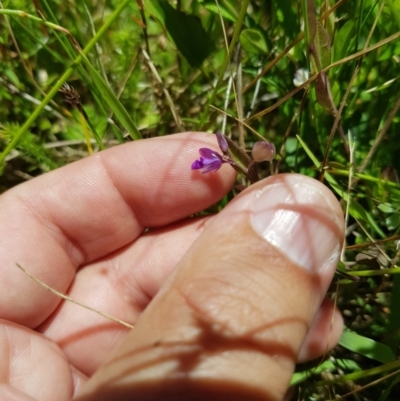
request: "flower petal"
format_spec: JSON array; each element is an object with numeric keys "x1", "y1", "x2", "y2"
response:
[
  {"x1": 200, "y1": 159, "x2": 223, "y2": 173},
  {"x1": 192, "y1": 148, "x2": 224, "y2": 173},
  {"x1": 191, "y1": 158, "x2": 205, "y2": 170},
  {"x1": 198, "y1": 148, "x2": 221, "y2": 159}
]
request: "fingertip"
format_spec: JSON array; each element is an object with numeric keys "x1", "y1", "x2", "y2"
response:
[
  {"x1": 297, "y1": 298, "x2": 344, "y2": 363},
  {"x1": 100, "y1": 132, "x2": 237, "y2": 227}
]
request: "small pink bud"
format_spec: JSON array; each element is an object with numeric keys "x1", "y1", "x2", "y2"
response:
[{"x1": 251, "y1": 141, "x2": 276, "y2": 162}]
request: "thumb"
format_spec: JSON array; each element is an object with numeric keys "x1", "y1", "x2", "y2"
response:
[{"x1": 77, "y1": 173, "x2": 344, "y2": 401}]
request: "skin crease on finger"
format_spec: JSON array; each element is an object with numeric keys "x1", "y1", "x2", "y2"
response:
[{"x1": 0, "y1": 319, "x2": 87, "y2": 401}]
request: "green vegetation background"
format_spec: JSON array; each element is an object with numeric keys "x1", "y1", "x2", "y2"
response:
[{"x1": 1, "y1": 0, "x2": 400, "y2": 399}]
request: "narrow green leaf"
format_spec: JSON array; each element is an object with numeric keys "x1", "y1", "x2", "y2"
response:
[
  {"x1": 143, "y1": 0, "x2": 164, "y2": 23},
  {"x1": 296, "y1": 135, "x2": 346, "y2": 199},
  {"x1": 224, "y1": 136, "x2": 258, "y2": 183},
  {"x1": 331, "y1": 359, "x2": 400, "y2": 384},
  {"x1": 4, "y1": 68, "x2": 21, "y2": 88},
  {"x1": 291, "y1": 360, "x2": 336, "y2": 385},
  {"x1": 321, "y1": 1, "x2": 335, "y2": 40},
  {"x1": 314, "y1": 21, "x2": 331, "y2": 69},
  {"x1": 81, "y1": 56, "x2": 142, "y2": 140},
  {"x1": 291, "y1": 359, "x2": 362, "y2": 385},
  {"x1": 339, "y1": 329, "x2": 395, "y2": 364},
  {"x1": 315, "y1": 72, "x2": 336, "y2": 115},
  {"x1": 203, "y1": 2, "x2": 237, "y2": 22},
  {"x1": 304, "y1": 0, "x2": 316, "y2": 46},
  {"x1": 225, "y1": 136, "x2": 252, "y2": 170},
  {"x1": 334, "y1": 19, "x2": 355, "y2": 61},
  {"x1": 349, "y1": 199, "x2": 386, "y2": 238},
  {"x1": 308, "y1": 16, "x2": 330, "y2": 75}
]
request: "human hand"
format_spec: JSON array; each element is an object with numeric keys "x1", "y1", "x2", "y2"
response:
[{"x1": 0, "y1": 133, "x2": 344, "y2": 401}]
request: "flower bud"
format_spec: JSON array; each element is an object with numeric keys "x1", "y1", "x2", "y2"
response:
[
  {"x1": 251, "y1": 141, "x2": 276, "y2": 162},
  {"x1": 216, "y1": 131, "x2": 229, "y2": 154}
]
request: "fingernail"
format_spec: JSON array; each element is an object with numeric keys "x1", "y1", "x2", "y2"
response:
[{"x1": 251, "y1": 176, "x2": 342, "y2": 273}]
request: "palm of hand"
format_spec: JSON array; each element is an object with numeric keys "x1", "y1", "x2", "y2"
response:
[
  {"x1": 0, "y1": 133, "x2": 344, "y2": 401},
  {"x1": 1, "y1": 134, "x2": 231, "y2": 400}
]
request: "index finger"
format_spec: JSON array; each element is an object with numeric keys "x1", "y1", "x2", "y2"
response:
[{"x1": 0, "y1": 132, "x2": 236, "y2": 327}]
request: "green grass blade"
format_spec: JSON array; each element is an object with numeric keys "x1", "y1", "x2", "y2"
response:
[
  {"x1": 198, "y1": 0, "x2": 251, "y2": 128},
  {"x1": 291, "y1": 359, "x2": 362, "y2": 386},
  {"x1": 81, "y1": 55, "x2": 142, "y2": 141},
  {"x1": 296, "y1": 135, "x2": 385, "y2": 237},
  {"x1": 339, "y1": 329, "x2": 395, "y2": 363},
  {"x1": 0, "y1": 0, "x2": 135, "y2": 171},
  {"x1": 319, "y1": 359, "x2": 400, "y2": 384}
]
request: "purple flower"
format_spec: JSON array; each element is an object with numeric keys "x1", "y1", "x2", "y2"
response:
[{"x1": 191, "y1": 148, "x2": 224, "y2": 173}]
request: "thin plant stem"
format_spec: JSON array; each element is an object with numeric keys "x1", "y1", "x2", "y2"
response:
[
  {"x1": 0, "y1": 9, "x2": 70, "y2": 33},
  {"x1": 198, "y1": 0, "x2": 250, "y2": 128},
  {"x1": 340, "y1": 131, "x2": 355, "y2": 263},
  {"x1": 82, "y1": 1, "x2": 111, "y2": 87},
  {"x1": 235, "y1": 45, "x2": 245, "y2": 150},
  {"x1": 16, "y1": 263, "x2": 133, "y2": 329},
  {"x1": 243, "y1": 0, "x2": 346, "y2": 94},
  {"x1": 320, "y1": 0, "x2": 384, "y2": 177},
  {"x1": 222, "y1": 74, "x2": 234, "y2": 135},
  {"x1": 245, "y1": 30, "x2": 400, "y2": 123},
  {"x1": 79, "y1": 109, "x2": 94, "y2": 154},
  {"x1": 275, "y1": 89, "x2": 309, "y2": 174},
  {"x1": 141, "y1": 49, "x2": 184, "y2": 132}
]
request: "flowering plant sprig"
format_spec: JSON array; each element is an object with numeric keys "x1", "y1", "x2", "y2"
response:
[{"x1": 191, "y1": 132, "x2": 275, "y2": 184}]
